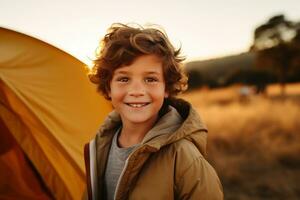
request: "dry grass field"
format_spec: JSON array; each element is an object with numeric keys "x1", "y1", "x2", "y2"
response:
[{"x1": 180, "y1": 83, "x2": 300, "y2": 200}]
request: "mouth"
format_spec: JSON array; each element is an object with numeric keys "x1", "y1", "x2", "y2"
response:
[{"x1": 125, "y1": 102, "x2": 150, "y2": 108}]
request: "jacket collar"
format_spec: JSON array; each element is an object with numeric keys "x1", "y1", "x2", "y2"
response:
[
  {"x1": 145, "y1": 98, "x2": 208, "y2": 156},
  {"x1": 96, "y1": 98, "x2": 208, "y2": 155}
]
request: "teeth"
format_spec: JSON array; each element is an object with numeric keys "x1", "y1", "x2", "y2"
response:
[{"x1": 127, "y1": 103, "x2": 147, "y2": 108}]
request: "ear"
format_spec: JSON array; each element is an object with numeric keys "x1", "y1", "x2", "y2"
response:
[{"x1": 164, "y1": 91, "x2": 169, "y2": 98}]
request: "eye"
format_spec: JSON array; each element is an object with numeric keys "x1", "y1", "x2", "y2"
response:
[
  {"x1": 145, "y1": 77, "x2": 158, "y2": 83},
  {"x1": 117, "y1": 77, "x2": 129, "y2": 82}
]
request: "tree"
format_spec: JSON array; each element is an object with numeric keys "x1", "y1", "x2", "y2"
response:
[
  {"x1": 186, "y1": 69, "x2": 204, "y2": 90},
  {"x1": 250, "y1": 15, "x2": 300, "y2": 96}
]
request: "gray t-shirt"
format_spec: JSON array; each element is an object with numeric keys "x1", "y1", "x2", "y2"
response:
[{"x1": 104, "y1": 128, "x2": 139, "y2": 200}]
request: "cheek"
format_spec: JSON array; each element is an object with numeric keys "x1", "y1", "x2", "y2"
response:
[
  {"x1": 110, "y1": 92, "x2": 124, "y2": 110},
  {"x1": 151, "y1": 86, "x2": 167, "y2": 100},
  {"x1": 110, "y1": 85, "x2": 125, "y2": 101}
]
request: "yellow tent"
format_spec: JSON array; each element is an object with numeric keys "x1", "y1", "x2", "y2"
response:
[{"x1": 0, "y1": 27, "x2": 111, "y2": 200}]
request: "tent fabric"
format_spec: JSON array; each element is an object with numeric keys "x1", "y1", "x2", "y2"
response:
[
  {"x1": 0, "y1": 117, "x2": 53, "y2": 200},
  {"x1": 0, "y1": 27, "x2": 112, "y2": 199}
]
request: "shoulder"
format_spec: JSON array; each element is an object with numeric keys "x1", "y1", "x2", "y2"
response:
[
  {"x1": 173, "y1": 138, "x2": 204, "y2": 161},
  {"x1": 168, "y1": 138, "x2": 220, "y2": 184},
  {"x1": 170, "y1": 139, "x2": 224, "y2": 199},
  {"x1": 170, "y1": 138, "x2": 205, "y2": 178}
]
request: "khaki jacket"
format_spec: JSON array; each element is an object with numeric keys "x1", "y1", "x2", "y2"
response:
[{"x1": 84, "y1": 98, "x2": 223, "y2": 200}]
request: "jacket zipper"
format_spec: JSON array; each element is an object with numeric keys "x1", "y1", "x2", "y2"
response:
[
  {"x1": 113, "y1": 157, "x2": 129, "y2": 200},
  {"x1": 113, "y1": 145, "x2": 145, "y2": 200}
]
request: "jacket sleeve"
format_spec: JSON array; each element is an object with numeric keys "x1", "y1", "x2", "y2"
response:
[
  {"x1": 83, "y1": 139, "x2": 99, "y2": 200},
  {"x1": 175, "y1": 156, "x2": 224, "y2": 200}
]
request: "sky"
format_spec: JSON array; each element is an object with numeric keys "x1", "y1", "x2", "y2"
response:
[{"x1": 1, "y1": 0, "x2": 300, "y2": 65}]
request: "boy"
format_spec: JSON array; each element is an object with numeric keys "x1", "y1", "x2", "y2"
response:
[{"x1": 84, "y1": 23, "x2": 223, "y2": 200}]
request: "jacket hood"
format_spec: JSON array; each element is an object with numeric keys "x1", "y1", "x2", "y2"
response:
[
  {"x1": 148, "y1": 98, "x2": 208, "y2": 156},
  {"x1": 96, "y1": 98, "x2": 208, "y2": 156}
]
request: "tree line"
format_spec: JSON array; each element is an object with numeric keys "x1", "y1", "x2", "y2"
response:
[{"x1": 186, "y1": 14, "x2": 300, "y2": 95}]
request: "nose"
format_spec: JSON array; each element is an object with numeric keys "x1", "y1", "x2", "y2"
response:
[{"x1": 128, "y1": 80, "x2": 145, "y2": 97}]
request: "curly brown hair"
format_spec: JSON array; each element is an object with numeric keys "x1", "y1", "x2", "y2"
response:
[{"x1": 88, "y1": 23, "x2": 188, "y2": 100}]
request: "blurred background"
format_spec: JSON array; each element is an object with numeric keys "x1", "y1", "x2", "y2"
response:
[{"x1": 1, "y1": 0, "x2": 300, "y2": 199}]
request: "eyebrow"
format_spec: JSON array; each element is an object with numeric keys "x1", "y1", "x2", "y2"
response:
[
  {"x1": 114, "y1": 70, "x2": 161, "y2": 75},
  {"x1": 114, "y1": 70, "x2": 128, "y2": 75},
  {"x1": 144, "y1": 71, "x2": 160, "y2": 75}
]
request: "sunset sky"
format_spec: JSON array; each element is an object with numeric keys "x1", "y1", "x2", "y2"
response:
[{"x1": 1, "y1": 0, "x2": 300, "y2": 65}]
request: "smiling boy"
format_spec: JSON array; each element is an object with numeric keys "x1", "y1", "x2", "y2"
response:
[
  {"x1": 109, "y1": 54, "x2": 169, "y2": 148},
  {"x1": 84, "y1": 23, "x2": 223, "y2": 200}
]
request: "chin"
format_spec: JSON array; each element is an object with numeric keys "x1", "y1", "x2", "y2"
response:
[
  {"x1": 127, "y1": 117, "x2": 153, "y2": 124},
  {"x1": 122, "y1": 113, "x2": 158, "y2": 124}
]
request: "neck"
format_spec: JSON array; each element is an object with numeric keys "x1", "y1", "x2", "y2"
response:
[{"x1": 118, "y1": 117, "x2": 158, "y2": 148}]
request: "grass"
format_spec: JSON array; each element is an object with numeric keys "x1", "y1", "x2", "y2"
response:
[{"x1": 180, "y1": 83, "x2": 300, "y2": 200}]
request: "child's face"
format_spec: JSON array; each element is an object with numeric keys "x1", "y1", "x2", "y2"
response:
[{"x1": 109, "y1": 54, "x2": 168, "y2": 127}]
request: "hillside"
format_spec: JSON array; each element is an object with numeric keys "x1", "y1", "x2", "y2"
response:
[{"x1": 185, "y1": 52, "x2": 255, "y2": 88}]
